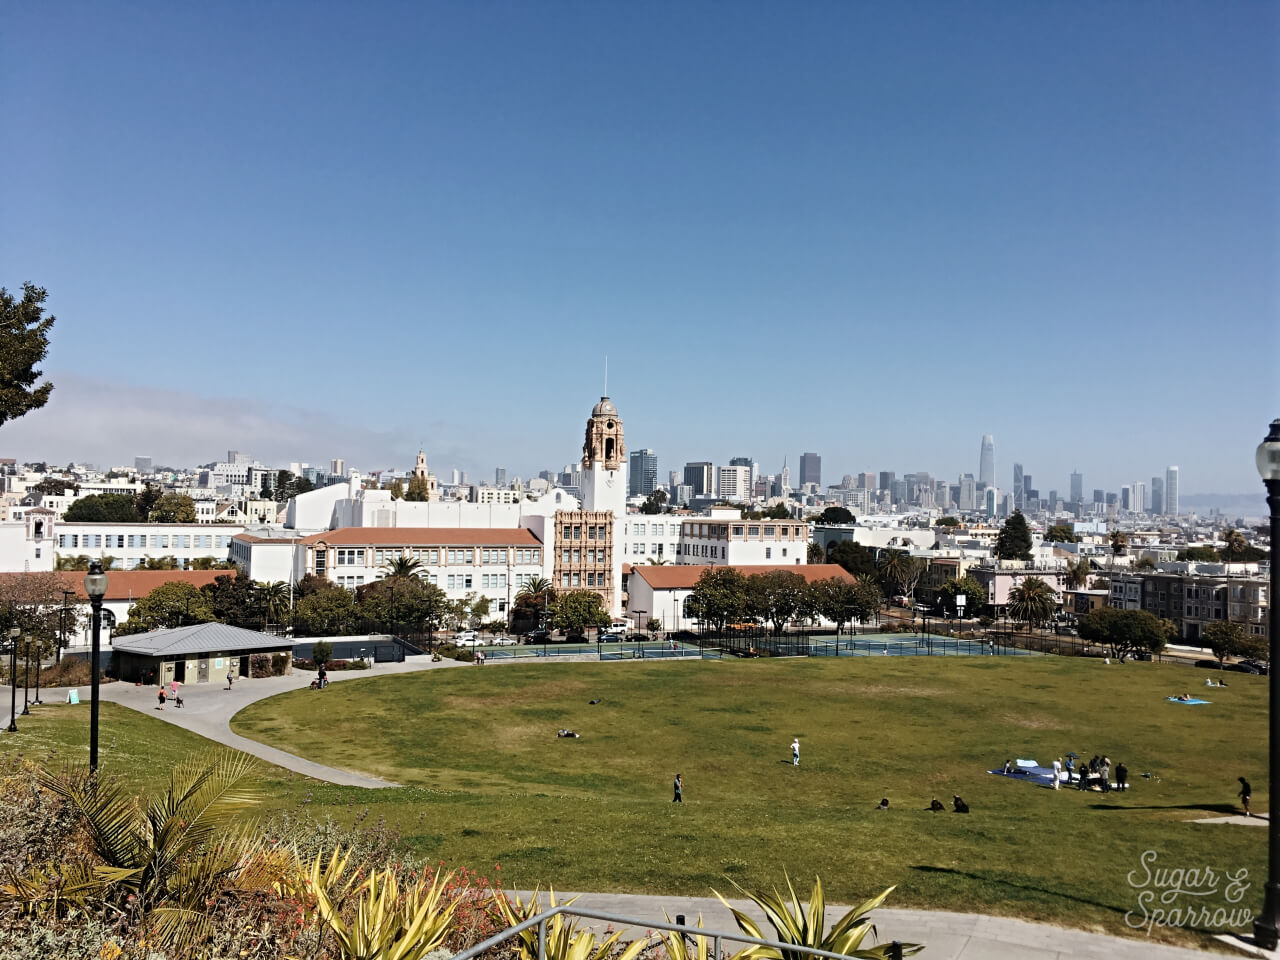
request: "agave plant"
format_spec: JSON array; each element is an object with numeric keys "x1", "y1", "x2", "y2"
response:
[
  {"x1": 13, "y1": 753, "x2": 286, "y2": 954},
  {"x1": 304, "y1": 850, "x2": 458, "y2": 960},
  {"x1": 714, "y1": 875, "x2": 921, "y2": 960},
  {"x1": 660, "y1": 912, "x2": 715, "y2": 960},
  {"x1": 493, "y1": 887, "x2": 651, "y2": 960}
]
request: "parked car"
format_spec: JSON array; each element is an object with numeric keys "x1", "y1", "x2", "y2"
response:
[
  {"x1": 1237, "y1": 660, "x2": 1267, "y2": 675},
  {"x1": 488, "y1": 635, "x2": 518, "y2": 646},
  {"x1": 599, "y1": 633, "x2": 622, "y2": 643},
  {"x1": 525, "y1": 629, "x2": 551, "y2": 644},
  {"x1": 609, "y1": 621, "x2": 630, "y2": 633},
  {"x1": 455, "y1": 630, "x2": 478, "y2": 644}
]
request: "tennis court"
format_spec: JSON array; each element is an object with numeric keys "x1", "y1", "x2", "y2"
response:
[{"x1": 807, "y1": 633, "x2": 1042, "y2": 657}]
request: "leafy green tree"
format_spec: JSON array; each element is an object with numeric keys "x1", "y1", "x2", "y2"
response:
[
  {"x1": 381, "y1": 555, "x2": 423, "y2": 579},
  {"x1": 63, "y1": 493, "x2": 140, "y2": 523},
  {"x1": 292, "y1": 588, "x2": 357, "y2": 636},
  {"x1": 311, "y1": 639, "x2": 333, "y2": 667},
  {"x1": 1007, "y1": 576, "x2": 1057, "y2": 628},
  {"x1": 135, "y1": 483, "x2": 162, "y2": 521},
  {"x1": 936, "y1": 575, "x2": 987, "y2": 617},
  {"x1": 1219, "y1": 529, "x2": 1249, "y2": 562},
  {"x1": 189, "y1": 556, "x2": 236, "y2": 570},
  {"x1": 826, "y1": 540, "x2": 877, "y2": 578},
  {"x1": 1109, "y1": 531, "x2": 1128, "y2": 558},
  {"x1": 550, "y1": 590, "x2": 611, "y2": 635},
  {"x1": 1177, "y1": 546, "x2": 1221, "y2": 562},
  {"x1": 0, "y1": 570, "x2": 67, "y2": 656},
  {"x1": 357, "y1": 576, "x2": 447, "y2": 632},
  {"x1": 1077, "y1": 607, "x2": 1170, "y2": 659},
  {"x1": 1203, "y1": 621, "x2": 1246, "y2": 668},
  {"x1": 272, "y1": 470, "x2": 315, "y2": 503},
  {"x1": 934, "y1": 516, "x2": 960, "y2": 528},
  {"x1": 114, "y1": 581, "x2": 215, "y2": 635},
  {"x1": 253, "y1": 581, "x2": 289, "y2": 625},
  {"x1": 685, "y1": 567, "x2": 748, "y2": 635},
  {"x1": 879, "y1": 550, "x2": 923, "y2": 600},
  {"x1": 1237, "y1": 633, "x2": 1269, "y2": 664},
  {"x1": 200, "y1": 573, "x2": 257, "y2": 628},
  {"x1": 512, "y1": 577, "x2": 555, "y2": 632},
  {"x1": 0, "y1": 282, "x2": 56, "y2": 428},
  {"x1": 387, "y1": 479, "x2": 405, "y2": 500},
  {"x1": 811, "y1": 576, "x2": 879, "y2": 632},
  {"x1": 639, "y1": 489, "x2": 668, "y2": 515},
  {"x1": 56, "y1": 554, "x2": 116, "y2": 571},
  {"x1": 148, "y1": 493, "x2": 197, "y2": 523},
  {"x1": 993, "y1": 510, "x2": 1034, "y2": 561},
  {"x1": 141, "y1": 555, "x2": 181, "y2": 570},
  {"x1": 295, "y1": 573, "x2": 338, "y2": 597},
  {"x1": 745, "y1": 570, "x2": 808, "y2": 636},
  {"x1": 1134, "y1": 555, "x2": 1156, "y2": 571},
  {"x1": 1044, "y1": 524, "x2": 1078, "y2": 543},
  {"x1": 646, "y1": 618, "x2": 662, "y2": 633},
  {"x1": 31, "y1": 477, "x2": 77, "y2": 496},
  {"x1": 405, "y1": 474, "x2": 433, "y2": 501},
  {"x1": 765, "y1": 502, "x2": 791, "y2": 519},
  {"x1": 817, "y1": 506, "x2": 855, "y2": 524}
]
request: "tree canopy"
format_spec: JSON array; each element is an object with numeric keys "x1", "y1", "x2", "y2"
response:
[
  {"x1": 1176, "y1": 546, "x2": 1221, "y2": 562},
  {"x1": 405, "y1": 475, "x2": 433, "y2": 501},
  {"x1": 993, "y1": 511, "x2": 1034, "y2": 561},
  {"x1": 1043, "y1": 524, "x2": 1078, "y2": 543},
  {"x1": 826, "y1": 540, "x2": 877, "y2": 578},
  {"x1": 934, "y1": 516, "x2": 960, "y2": 528},
  {"x1": 549, "y1": 590, "x2": 610, "y2": 635},
  {"x1": 639, "y1": 489, "x2": 668, "y2": 515},
  {"x1": 149, "y1": 493, "x2": 197, "y2": 523},
  {"x1": 936, "y1": 575, "x2": 988, "y2": 616},
  {"x1": 685, "y1": 567, "x2": 749, "y2": 635},
  {"x1": 745, "y1": 570, "x2": 808, "y2": 635},
  {"x1": 114, "y1": 581, "x2": 215, "y2": 636},
  {"x1": 1077, "y1": 607, "x2": 1171, "y2": 659},
  {"x1": 1007, "y1": 576, "x2": 1057, "y2": 627},
  {"x1": 64, "y1": 493, "x2": 143, "y2": 523},
  {"x1": 817, "y1": 506, "x2": 855, "y2": 525},
  {"x1": 0, "y1": 282, "x2": 56, "y2": 429}
]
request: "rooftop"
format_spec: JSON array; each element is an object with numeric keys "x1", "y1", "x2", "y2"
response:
[
  {"x1": 632, "y1": 563, "x2": 854, "y2": 590},
  {"x1": 111, "y1": 622, "x2": 292, "y2": 656},
  {"x1": 298, "y1": 527, "x2": 542, "y2": 547}
]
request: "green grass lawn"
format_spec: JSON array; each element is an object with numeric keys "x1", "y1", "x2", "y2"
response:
[{"x1": 3, "y1": 656, "x2": 1266, "y2": 948}]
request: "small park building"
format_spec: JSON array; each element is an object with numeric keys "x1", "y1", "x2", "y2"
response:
[{"x1": 111, "y1": 623, "x2": 295, "y2": 687}]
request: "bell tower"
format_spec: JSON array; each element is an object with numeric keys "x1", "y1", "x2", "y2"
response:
[{"x1": 574, "y1": 397, "x2": 627, "y2": 617}]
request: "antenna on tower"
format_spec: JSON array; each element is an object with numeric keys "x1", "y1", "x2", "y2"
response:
[{"x1": 604, "y1": 355, "x2": 608, "y2": 396}]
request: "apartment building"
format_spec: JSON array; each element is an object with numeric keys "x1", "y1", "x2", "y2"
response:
[
  {"x1": 677, "y1": 508, "x2": 808, "y2": 566},
  {"x1": 1109, "y1": 567, "x2": 1269, "y2": 643}
]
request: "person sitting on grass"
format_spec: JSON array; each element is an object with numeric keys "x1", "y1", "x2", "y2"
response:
[
  {"x1": 1002, "y1": 759, "x2": 1013, "y2": 774},
  {"x1": 556, "y1": 729, "x2": 580, "y2": 738},
  {"x1": 875, "y1": 798, "x2": 890, "y2": 811},
  {"x1": 930, "y1": 798, "x2": 945, "y2": 812},
  {"x1": 952, "y1": 795, "x2": 970, "y2": 814}
]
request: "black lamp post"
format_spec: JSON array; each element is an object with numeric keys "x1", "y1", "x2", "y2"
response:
[
  {"x1": 59, "y1": 589, "x2": 73, "y2": 663},
  {"x1": 5, "y1": 626, "x2": 18, "y2": 733},
  {"x1": 19, "y1": 636, "x2": 31, "y2": 715},
  {"x1": 84, "y1": 560, "x2": 108, "y2": 773},
  {"x1": 1252, "y1": 419, "x2": 1280, "y2": 950},
  {"x1": 32, "y1": 633, "x2": 42, "y2": 706}
]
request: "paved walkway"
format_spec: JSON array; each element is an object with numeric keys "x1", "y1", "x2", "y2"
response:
[{"x1": 532, "y1": 890, "x2": 1259, "y2": 959}]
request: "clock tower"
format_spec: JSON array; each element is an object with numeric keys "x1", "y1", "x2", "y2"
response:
[{"x1": 580, "y1": 397, "x2": 627, "y2": 519}]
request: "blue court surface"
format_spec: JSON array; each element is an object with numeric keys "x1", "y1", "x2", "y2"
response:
[{"x1": 808, "y1": 634, "x2": 1041, "y2": 657}]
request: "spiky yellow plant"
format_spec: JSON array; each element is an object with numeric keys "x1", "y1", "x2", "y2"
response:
[
  {"x1": 660, "y1": 912, "x2": 715, "y2": 960},
  {"x1": 493, "y1": 887, "x2": 651, "y2": 960},
  {"x1": 713, "y1": 875, "x2": 921, "y2": 960}
]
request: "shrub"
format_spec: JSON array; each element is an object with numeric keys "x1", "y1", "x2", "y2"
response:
[
  {"x1": 249, "y1": 652, "x2": 272, "y2": 677},
  {"x1": 29, "y1": 658, "x2": 111, "y2": 689},
  {"x1": 270, "y1": 652, "x2": 289, "y2": 676}
]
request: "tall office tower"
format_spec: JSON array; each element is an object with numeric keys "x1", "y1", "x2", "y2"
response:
[
  {"x1": 1132, "y1": 481, "x2": 1147, "y2": 514},
  {"x1": 669, "y1": 470, "x2": 680, "y2": 488},
  {"x1": 717, "y1": 465, "x2": 752, "y2": 502},
  {"x1": 1093, "y1": 489, "x2": 1105, "y2": 504},
  {"x1": 1048, "y1": 490, "x2": 1058, "y2": 509},
  {"x1": 1023, "y1": 474, "x2": 1033, "y2": 501},
  {"x1": 879, "y1": 471, "x2": 895, "y2": 491},
  {"x1": 628, "y1": 449, "x2": 658, "y2": 496},
  {"x1": 1120, "y1": 485, "x2": 1133, "y2": 512},
  {"x1": 450, "y1": 469, "x2": 460, "y2": 485},
  {"x1": 958, "y1": 473, "x2": 977, "y2": 511},
  {"x1": 683, "y1": 461, "x2": 714, "y2": 496},
  {"x1": 1150, "y1": 476, "x2": 1164, "y2": 515},
  {"x1": 495, "y1": 467, "x2": 507, "y2": 487},
  {"x1": 935, "y1": 479, "x2": 951, "y2": 508},
  {"x1": 539, "y1": 469, "x2": 556, "y2": 482},
  {"x1": 890, "y1": 478, "x2": 908, "y2": 504},
  {"x1": 1012, "y1": 463, "x2": 1024, "y2": 509},
  {"x1": 800, "y1": 452, "x2": 821, "y2": 488},
  {"x1": 1070, "y1": 471, "x2": 1083, "y2": 504},
  {"x1": 331, "y1": 458, "x2": 345, "y2": 477},
  {"x1": 460, "y1": 471, "x2": 469, "y2": 485},
  {"x1": 858, "y1": 472, "x2": 876, "y2": 490},
  {"x1": 134, "y1": 456, "x2": 153, "y2": 475},
  {"x1": 979, "y1": 435, "x2": 995, "y2": 489},
  {"x1": 1165, "y1": 466, "x2": 1180, "y2": 516},
  {"x1": 984, "y1": 486, "x2": 999, "y2": 517}
]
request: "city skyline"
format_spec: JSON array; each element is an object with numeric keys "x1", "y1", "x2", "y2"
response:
[{"x1": 2, "y1": 5, "x2": 1275, "y2": 491}]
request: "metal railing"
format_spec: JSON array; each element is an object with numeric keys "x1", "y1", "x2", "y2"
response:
[{"x1": 449, "y1": 904, "x2": 908, "y2": 960}]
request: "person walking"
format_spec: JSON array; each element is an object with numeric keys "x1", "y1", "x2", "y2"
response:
[
  {"x1": 226, "y1": 669, "x2": 235, "y2": 690},
  {"x1": 156, "y1": 687, "x2": 166, "y2": 710},
  {"x1": 1051, "y1": 757, "x2": 1063, "y2": 790},
  {"x1": 318, "y1": 665, "x2": 327, "y2": 688},
  {"x1": 1099, "y1": 756, "x2": 1112, "y2": 793},
  {"x1": 1239, "y1": 776, "x2": 1252, "y2": 816},
  {"x1": 1115, "y1": 762, "x2": 1128, "y2": 792},
  {"x1": 672, "y1": 773, "x2": 683, "y2": 803},
  {"x1": 791, "y1": 738, "x2": 800, "y2": 767}
]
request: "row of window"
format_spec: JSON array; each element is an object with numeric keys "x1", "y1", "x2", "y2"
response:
[
  {"x1": 562, "y1": 524, "x2": 608, "y2": 541},
  {"x1": 561, "y1": 548, "x2": 609, "y2": 564},
  {"x1": 59, "y1": 534, "x2": 229, "y2": 549},
  {"x1": 328, "y1": 547, "x2": 542, "y2": 567},
  {"x1": 560, "y1": 572, "x2": 609, "y2": 588}
]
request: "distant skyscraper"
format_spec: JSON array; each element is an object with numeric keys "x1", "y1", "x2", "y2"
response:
[
  {"x1": 1023, "y1": 474, "x2": 1033, "y2": 501},
  {"x1": 683, "y1": 462, "x2": 713, "y2": 496},
  {"x1": 800, "y1": 452, "x2": 821, "y2": 488},
  {"x1": 450, "y1": 469, "x2": 460, "y2": 485},
  {"x1": 1093, "y1": 489, "x2": 1105, "y2": 504},
  {"x1": 717, "y1": 464, "x2": 752, "y2": 501},
  {"x1": 879, "y1": 471, "x2": 895, "y2": 492},
  {"x1": 1070, "y1": 471, "x2": 1083, "y2": 504},
  {"x1": 629, "y1": 449, "x2": 657, "y2": 496},
  {"x1": 1132, "y1": 481, "x2": 1147, "y2": 514},
  {"x1": 858, "y1": 472, "x2": 876, "y2": 490},
  {"x1": 495, "y1": 467, "x2": 507, "y2": 487},
  {"x1": 669, "y1": 470, "x2": 680, "y2": 488},
  {"x1": 1012, "y1": 463, "x2": 1024, "y2": 509},
  {"x1": 958, "y1": 473, "x2": 977, "y2": 511},
  {"x1": 134, "y1": 456, "x2": 152, "y2": 475},
  {"x1": 1150, "y1": 476, "x2": 1164, "y2": 515},
  {"x1": 979, "y1": 435, "x2": 995, "y2": 489},
  {"x1": 779, "y1": 460, "x2": 791, "y2": 495},
  {"x1": 1165, "y1": 466, "x2": 1180, "y2": 516},
  {"x1": 330, "y1": 458, "x2": 345, "y2": 477},
  {"x1": 1048, "y1": 490, "x2": 1058, "y2": 509}
]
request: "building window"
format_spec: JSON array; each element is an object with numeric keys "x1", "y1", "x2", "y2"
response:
[
  {"x1": 748, "y1": 526, "x2": 760, "y2": 537},
  {"x1": 572, "y1": 573, "x2": 580, "y2": 586},
  {"x1": 562, "y1": 574, "x2": 570, "y2": 587},
  {"x1": 764, "y1": 526, "x2": 776, "y2": 537},
  {"x1": 634, "y1": 523, "x2": 646, "y2": 536},
  {"x1": 464, "y1": 575, "x2": 472, "y2": 588},
  {"x1": 732, "y1": 526, "x2": 744, "y2": 537}
]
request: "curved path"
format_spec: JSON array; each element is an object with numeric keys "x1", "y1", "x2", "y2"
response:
[{"x1": 92, "y1": 655, "x2": 463, "y2": 788}]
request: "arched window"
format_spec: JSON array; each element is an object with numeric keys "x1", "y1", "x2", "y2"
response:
[{"x1": 605, "y1": 438, "x2": 615, "y2": 460}]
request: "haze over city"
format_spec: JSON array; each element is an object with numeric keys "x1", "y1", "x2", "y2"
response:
[{"x1": 2, "y1": 3, "x2": 1276, "y2": 490}]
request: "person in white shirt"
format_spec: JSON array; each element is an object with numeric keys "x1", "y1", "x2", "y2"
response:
[
  {"x1": 791, "y1": 738, "x2": 800, "y2": 766},
  {"x1": 1052, "y1": 757, "x2": 1063, "y2": 790}
]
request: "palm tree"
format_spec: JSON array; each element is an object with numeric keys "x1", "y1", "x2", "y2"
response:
[
  {"x1": 878, "y1": 550, "x2": 923, "y2": 603},
  {"x1": 1063, "y1": 558, "x2": 1091, "y2": 590},
  {"x1": 644, "y1": 557, "x2": 670, "y2": 565},
  {"x1": 253, "y1": 581, "x2": 288, "y2": 626},
  {"x1": 1109, "y1": 531, "x2": 1128, "y2": 557},
  {"x1": 1220, "y1": 529, "x2": 1249, "y2": 562},
  {"x1": 1008, "y1": 576, "x2": 1057, "y2": 629},
  {"x1": 516, "y1": 576, "x2": 553, "y2": 600},
  {"x1": 383, "y1": 555, "x2": 424, "y2": 579}
]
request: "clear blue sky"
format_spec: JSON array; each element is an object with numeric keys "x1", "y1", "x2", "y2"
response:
[{"x1": 2, "y1": 2, "x2": 1276, "y2": 493}]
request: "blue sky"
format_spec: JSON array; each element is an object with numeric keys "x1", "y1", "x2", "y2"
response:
[{"x1": 2, "y1": 2, "x2": 1275, "y2": 494}]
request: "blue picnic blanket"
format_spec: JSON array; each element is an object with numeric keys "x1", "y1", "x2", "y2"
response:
[
  {"x1": 1167, "y1": 697, "x2": 1211, "y2": 705},
  {"x1": 989, "y1": 765, "x2": 1059, "y2": 789}
]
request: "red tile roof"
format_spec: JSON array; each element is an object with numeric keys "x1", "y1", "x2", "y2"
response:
[
  {"x1": 297, "y1": 527, "x2": 542, "y2": 547},
  {"x1": 0, "y1": 569, "x2": 233, "y2": 602},
  {"x1": 631, "y1": 563, "x2": 854, "y2": 590}
]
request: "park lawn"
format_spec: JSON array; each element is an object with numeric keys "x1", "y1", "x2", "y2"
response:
[{"x1": 2, "y1": 656, "x2": 1265, "y2": 950}]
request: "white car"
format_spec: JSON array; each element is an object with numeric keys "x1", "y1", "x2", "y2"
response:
[
  {"x1": 489, "y1": 636, "x2": 518, "y2": 646},
  {"x1": 455, "y1": 631, "x2": 479, "y2": 645}
]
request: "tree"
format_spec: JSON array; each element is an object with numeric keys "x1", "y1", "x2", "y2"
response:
[
  {"x1": 993, "y1": 510, "x2": 1034, "y2": 561},
  {"x1": 405, "y1": 474, "x2": 433, "y2": 501},
  {"x1": 817, "y1": 506, "x2": 854, "y2": 525},
  {"x1": 764, "y1": 503, "x2": 791, "y2": 519},
  {"x1": 114, "y1": 581, "x2": 214, "y2": 635},
  {"x1": 200, "y1": 572, "x2": 257, "y2": 628},
  {"x1": 812, "y1": 576, "x2": 878, "y2": 633},
  {"x1": 646, "y1": 618, "x2": 662, "y2": 633},
  {"x1": 63, "y1": 492, "x2": 140, "y2": 523},
  {"x1": 1044, "y1": 524, "x2": 1078, "y2": 543},
  {"x1": 934, "y1": 516, "x2": 960, "y2": 528},
  {"x1": 0, "y1": 571, "x2": 69, "y2": 659},
  {"x1": 685, "y1": 567, "x2": 749, "y2": 635},
  {"x1": 382, "y1": 555, "x2": 424, "y2": 579},
  {"x1": 1219, "y1": 529, "x2": 1249, "y2": 562},
  {"x1": 879, "y1": 550, "x2": 923, "y2": 601},
  {"x1": 512, "y1": 577, "x2": 555, "y2": 633},
  {"x1": 639, "y1": 489, "x2": 668, "y2": 515},
  {"x1": 292, "y1": 588, "x2": 357, "y2": 636},
  {"x1": 253, "y1": 581, "x2": 289, "y2": 625},
  {"x1": 1077, "y1": 607, "x2": 1171, "y2": 659},
  {"x1": 1109, "y1": 531, "x2": 1128, "y2": 558},
  {"x1": 806, "y1": 541, "x2": 825, "y2": 563},
  {"x1": 0, "y1": 282, "x2": 56, "y2": 428},
  {"x1": 1063, "y1": 557, "x2": 1092, "y2": 590},
  {"x1": 135, "y1": 483, "x2": 162, "y2": 521},
  {"x1": 550, "y1": 591, "x2": 611, "y2": 635},
  {"x1": 272, "y1": 470, "x2": 315, "y2": 503},
  {"x1": 1203, "y1": 621, "x2": 1246, "y2": 668},
  {"x1": 387, "y1": 479, "x2": 405, "y2": 500},
  {"x1": 1007, "y1": 576, "x2": 1057, "y2": 628},
  {"x1": 190, "y1": 556, "x2": 236, "y2": 570},
  {"x1": 936, "y1": 575, "x2": 988, "y2": 617},
  {"x1": 745, "y1": 570, "x2": 808, "y2": 635},
  {"x1": 1134, "y1": 555, "x2": 1156, "y2": 571},
  {"x1": 142, "y1": 555, "x2": 181, "y2": 570},
  {"x1": 1177, "y1": 546, "x2": 1220, "y2": 562},
  {"x1": 826, "y1": 540, "x2": 877, "y2": 578},
  {"x1": 31, "y1": 477, "x2": 77, "y2": 496},
  {"x1": 149, "y1": 492, "x2": 196, "y2": 523},
  {"x1": 311, "y1": 640, "x2": 333, "y2": 667},
  {"x1": 357, "y1": 576, "x2": 448, "y2": 633}
]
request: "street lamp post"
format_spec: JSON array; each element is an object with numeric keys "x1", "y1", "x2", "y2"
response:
[
  {"x1": 32, "y1": 633, "x2": 42, "y2": 706},
  {"x1": 84, "y1": 560, "x2": 109, "y2": 773},
  {"x1": 5, "y1": 626, "x2": 18, "y2": 732},
  {"x1": 20, "y1": 637, "x2": 30, "y2": 715},
  {"x1": 1252, "y1": 419, "x2": 1280, "y2": 950},
  {"x1": 59, "y1": 589, "x2": 73, "y2": 663}
]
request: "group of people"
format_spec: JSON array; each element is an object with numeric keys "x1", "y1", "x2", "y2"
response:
[
  {"x1": 878, "y1": 797, "x2": 968, "y2": 813},
  {"x1": 155, "y1": 680, "x2": 184, "y2": 710},
  {"x1": 308, "y1": 666, "x2": 329, "y2": 690},
  {"x1": 1058, "y1": 754, "x2": 1127, "y2": 792}
]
